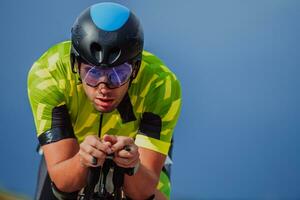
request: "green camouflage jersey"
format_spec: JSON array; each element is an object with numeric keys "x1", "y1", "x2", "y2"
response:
[{"x1": 28, "y1": 41, "x2": 181, "y2": 199}]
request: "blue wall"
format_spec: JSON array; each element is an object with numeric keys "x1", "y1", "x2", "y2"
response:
[{"x1": 1, "y1": 0, "x2": 300, "y2": 199}]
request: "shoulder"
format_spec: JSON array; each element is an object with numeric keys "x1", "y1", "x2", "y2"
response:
[
  {"x1": 142, "y1": 50, "x2": 165, "y2": 66},
  {"x1": 133, "y1": 50, "x2": 180, "y2": 92},
  {"x1": 137, "y1": 50, "x2": 179, "y2": 84},
  {"x1": 130, "y1": 50, "x2": 181, "y2": 110},
  {"x1": 28, "y1": 41, "x2": 72, "y2": 85},
  {"x1": 27, "y1": 41, "x2": 75, "y2": 98},
  {"x1": 29, "y1": 41, "x2": 71, "y2": 73},
  {"x1": 36, "y1": 41, "x2": 71, "y2": 62}
]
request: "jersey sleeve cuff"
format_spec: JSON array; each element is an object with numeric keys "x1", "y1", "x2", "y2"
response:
[
  {"x1": 135, "y1": 134, "x2": 170, "y2": 155},
  {"x1": 38, "y1": 127, "x2": 76, "y2": 146}
]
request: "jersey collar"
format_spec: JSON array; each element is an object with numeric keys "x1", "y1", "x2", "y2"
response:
[{"x1": 117, "y1": 92, "x2": 136, "y2": 123}]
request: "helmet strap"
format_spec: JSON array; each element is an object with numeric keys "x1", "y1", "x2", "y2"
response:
[
  {"x1": 70, "y1": 53, "x2": 76, "y2": 73},
  {"x1": 130, "y1": 53, "x2": 142, "y2": 79},
  {"x1": 70, "y1": 52, "x2": 83, "y2": 83},
  {"x1": 131, "y1": 60, "x2": 141, "y2": 79},
  {"x1": 128, "y1": 59, "x2": 141, "y2": 88}
]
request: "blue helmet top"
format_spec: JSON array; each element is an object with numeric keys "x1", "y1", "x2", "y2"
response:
[{"x1": 90, "y1": 2, "x2": 130, "y2": 31}]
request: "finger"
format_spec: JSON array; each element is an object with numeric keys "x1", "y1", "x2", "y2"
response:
[
  {"x1": 80, "y1": 143, "x2": 97, "y2": 154},
  {"x1": 80, "y1": 144, "x2": 108, "y2": 163},
  {"x1": 111, "y1": 137, "x2": 134, "y2": 152},
  {"x1": 95, "y1": 142, "x2": 112, "y2": 154},
  {"x1": 79, "y1": 150, "x2": 105, "y2": 167},
  {"x1": 114, "y1": 156, "x2": 139, "y2": 168},
  {"x1": 117, "y1": 149, "x2": 131, "y2": 158},
  {"x1": 85, "y1": 136, "x2": 111, "y2": 154},
  {"x1": 102, "y1": 134, "x2": 117, "y2": 145},
  {"x1": 114, "y1": 152, "x2": 139, "y2": 168},
  {"x1": 85, "y1": 135, "x2": 100, "y2": 145},
  {"x1": 79, "y1": 150, "x2": 94, "y2": 166},
  {"x1": 91, "y1": 148, "x2": 108, "y2": 160},
  {"x1": 102, "y1": 141, "x2": 113, "y2": 154}
]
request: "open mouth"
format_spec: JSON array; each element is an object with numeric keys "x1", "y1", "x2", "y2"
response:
[
  {"x1": 98, "y1": 98, "x2": 113, "y2": 102},
  {"x1": 95, "y1": 97, "x2": 114, "y2": 107}
]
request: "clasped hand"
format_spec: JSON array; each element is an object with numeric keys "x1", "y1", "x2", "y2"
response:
[{"x1": 79, "y1": 134, "x2": 140, "y2": 169}]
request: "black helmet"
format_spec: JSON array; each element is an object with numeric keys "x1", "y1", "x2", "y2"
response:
[{"x1": 71, "y1": 2, "x2": 144, "y2": 68}]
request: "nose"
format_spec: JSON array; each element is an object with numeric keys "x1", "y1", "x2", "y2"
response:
[{"x1": 97, "y1": 82, "x2": 110, "y2": 95}]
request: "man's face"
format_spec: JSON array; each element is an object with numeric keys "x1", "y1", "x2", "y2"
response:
[{"x1": 80, "y1": 63, "x2": 130, "y2": 113}]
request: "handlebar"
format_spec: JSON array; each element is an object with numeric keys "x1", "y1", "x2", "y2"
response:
[{"x1": 79, "y1": 148, "x2": 134, "y2": 200}]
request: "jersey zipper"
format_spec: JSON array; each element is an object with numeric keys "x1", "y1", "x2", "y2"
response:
[{"x1": 98, "y1": 113, "x2": 103, "y2": 138}]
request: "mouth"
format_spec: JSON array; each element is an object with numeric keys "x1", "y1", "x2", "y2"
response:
[{"x1": 94, "y1": 97, "x2": 114, "y2": 108}]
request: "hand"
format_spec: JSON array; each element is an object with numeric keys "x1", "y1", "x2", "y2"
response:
[
  {"x1": 79, "y1": 135, "x2": 112, "y2": 167},
  {"x1": 103, "y1": 135, "x2": 140, "y2": 168}
]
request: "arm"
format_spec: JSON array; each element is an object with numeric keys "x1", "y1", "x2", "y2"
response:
[
  {"x1": 42, "y1": 138, "x2": 87, "y2": 192},
  {"x1": 43, "y1": 136, "x2": 112, "y2": 192}
]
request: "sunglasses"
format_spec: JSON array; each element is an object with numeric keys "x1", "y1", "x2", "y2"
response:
[{"x1": 79, "y1": 62, "x2": 133, "y2": 89}]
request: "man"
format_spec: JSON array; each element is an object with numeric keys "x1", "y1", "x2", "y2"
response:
[{"x1": 28, "y1": 2, "x2": 181, "y2": 200}]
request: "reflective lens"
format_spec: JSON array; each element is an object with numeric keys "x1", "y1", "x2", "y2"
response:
[{"x1": 80, "y1": 62, "x2": 133, "y2": 88}]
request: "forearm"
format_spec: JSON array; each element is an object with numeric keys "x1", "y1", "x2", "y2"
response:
[
  {"x1": 123, "y1": 163, "x2": 159, "y2": 199},
  {"x1": 48, "y1": 152, "x2": 88, "y2": 192}
]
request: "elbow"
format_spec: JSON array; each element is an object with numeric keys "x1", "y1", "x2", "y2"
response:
[
  {"x1": 130, "y1": 192, "x2": 156, "y2": 200},
  {"x1": 53, "y1": 178, "x2": 85, "y2": 193},
  {"x1": 128, "y1": 190, "x2": 156, "y2": 200},
  {"x1": 127, "y1": 178, "x2": 158, "y2": 200},
  {"x1": 51, "y1": 180, "x2": 82, "y2": 200},
  {"x1": 47, "y1": 161, "x2": 87, "y2": 193},
  {"x1": 50, "y1": 172, "x2": 85, "y2": 193},
  {"x1": 53, "y1": 180, "x2": 72, "y2": 193}
]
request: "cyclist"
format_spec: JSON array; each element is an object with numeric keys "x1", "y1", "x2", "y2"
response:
[{"x1": 28, "y1": 2, "x2": 181, "y2": 200}]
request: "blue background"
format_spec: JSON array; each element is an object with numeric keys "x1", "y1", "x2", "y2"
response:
[{"x1": 1, "y1": 0, "x2": 300, "y2": 199}]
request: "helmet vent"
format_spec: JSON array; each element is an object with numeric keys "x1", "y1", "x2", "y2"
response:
[
  {"x1": 90, "y1": 43, "x2": 103, "y2": 64},
  {"x1": 108, "y1": 48, "x2": 121, "y2": 65}
]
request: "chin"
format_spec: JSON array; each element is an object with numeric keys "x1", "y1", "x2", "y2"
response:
[{"x1": 94, "y1": 105, "x2": 116, "y2": 113}]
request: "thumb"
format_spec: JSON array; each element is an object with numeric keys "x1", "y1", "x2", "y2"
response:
[{"x1": 103, "y1": 134, "x2": 117, "y2": 144}]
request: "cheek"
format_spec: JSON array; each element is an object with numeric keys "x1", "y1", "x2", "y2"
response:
[
  {"x1": 115, "y1": 83, "x2": 129, "y2": 98},
  {"x1": 82, "y1": 84, "x2": 95, "y2": 99}
]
